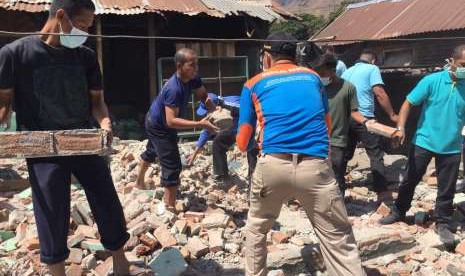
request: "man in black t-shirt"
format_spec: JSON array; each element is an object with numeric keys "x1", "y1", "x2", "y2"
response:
[{"x1": 0, "y1": 0, "x2": 129, "y2": 274}]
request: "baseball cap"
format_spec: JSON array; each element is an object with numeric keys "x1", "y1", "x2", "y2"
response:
[
  {"x1": 264, "y1": 32, "x2": 297, "y2": 57},
  {"x1": 196, "y1": 92, "x2": 219, "y2": 116}
]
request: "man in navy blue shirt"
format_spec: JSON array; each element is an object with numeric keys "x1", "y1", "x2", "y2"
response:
[{"x1": 136, "y1": 48, "x2": 218, "y2": 210}]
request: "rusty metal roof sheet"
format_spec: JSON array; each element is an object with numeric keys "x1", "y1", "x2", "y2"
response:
[
  {"x1": 314, "y1": 0, "x2": 465, "y2": 42},
  {"x1": 0, "y1": 0, "x2": 284, "y2": 19}
]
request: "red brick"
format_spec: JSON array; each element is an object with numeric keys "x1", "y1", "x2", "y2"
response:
[
  {"x1": 139, "y1": 234, "x2": 158, "y2": 250},
  {"x1": 174, "y1": 220, "x2": 188, "y2": 234},
  {"x1": 154, "y1": 225, "x2": 177, "y2": 248},
  {"x1": 135, "y1": 244, "x2": 152, "y2": 256},
  {"x1": 208, "y1": 229, "x2": 224, "y2": 253},
  {"x1": 186, "y1": 236, "x2": 209, "y2": 258},
  {"x1": 456, "y1": 240, "x2": 465, "y2": 255},
  {"x1": 67, "y1": 264, "x2": 83, "y2": 276},
  {"x1": 21, "y1": 237, "x2": 40, "y2": 250},
  {"x1": 95, "y1": 257, "x2": 113, "y2": 276},
  {"x1": 376, "y1": 202, "x2": 391, "y2": 217},
  {"x1": 228, "y1": 185, "x2": 239, "y2": 194},
  {"x1": 184, "y1": 212, "x2": 205, "y2": 222},
  {"x1": 272, "y1": 231, "x2": 290, "y2": 244},
  {"x1": 75, "y1": 225, "x2": 99, "y2": 239}
]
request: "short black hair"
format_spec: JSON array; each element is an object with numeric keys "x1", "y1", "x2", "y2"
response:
[
  {"x1": 314, "y1": 53, "x2": 338, "y2": 70},
  {"x1": 174, "y1": 48, "x2": 196, "y2": 66},
  {"x1": 360, "y1": 49, "x2": 377, "y2": 61},
  {"x1": 49, "y1": 0, "x2": 95, "y2": 18},
  {"x1": 452, "y1": 45, "x2": 465, "y2": 60}
]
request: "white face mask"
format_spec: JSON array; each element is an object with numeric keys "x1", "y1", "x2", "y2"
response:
[
  {"x1": 59, "y1": 19, "x2": 88, "y2": 49},
  {"x1": 321, "y1": 77, "x2": 332, "y2": 86}
]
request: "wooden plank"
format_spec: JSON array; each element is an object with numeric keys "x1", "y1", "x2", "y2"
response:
[
  {"x1": 95, "y1": 16, "x2": 104, "y2": 76},
  {"x1": 201, "y1": 43, "x2": 213, "y2": 56},
  {"x1": 148, "y1": 15, "x2": 157, "y2": 102}
]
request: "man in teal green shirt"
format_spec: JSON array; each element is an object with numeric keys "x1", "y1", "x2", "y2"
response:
[{"x1": 380, "y1": 45, "x2": 465, "y2": 245}]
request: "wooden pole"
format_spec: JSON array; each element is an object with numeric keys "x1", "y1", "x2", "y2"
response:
[
  {"x1": 95, "y1": 16, "x2": 104, "y2": 76},
  {"x1": 148, "y1": 14, "x2": 157, "y2": 102}
]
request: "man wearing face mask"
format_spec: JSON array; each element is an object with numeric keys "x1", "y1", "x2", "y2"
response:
[
  {"x1": 237, "y1": 32, "x2": 365, "y2": 276},
  {"x1": 313, "y1": 54, "x2": 370, "y2": 193},
  {"x1": 0, "y1": 0, "x2": 131, "y2": 275},
  {"x1": 380, "y1": 45, "x2": 465, "y2": 246},
  {"x1": 342, "y1": 50, "x2": 398, "y2": 193}
]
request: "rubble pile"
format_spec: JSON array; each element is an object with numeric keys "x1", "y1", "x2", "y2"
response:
[{"x1": 1, "y1": 141, "x2": 465, "y2": 275}]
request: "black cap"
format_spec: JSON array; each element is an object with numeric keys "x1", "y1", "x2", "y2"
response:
[{"x1": 264, "y1": 32, "x2": 297, "y2": 57}]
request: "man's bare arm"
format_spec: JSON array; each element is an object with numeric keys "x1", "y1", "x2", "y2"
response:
[
  {"x1": 90, "y1": 89, "x2": 112, "y2": 131},
  {"x1": 0, "y1": 88, "x2": 13, "y2": 124},
  {"x1": 193, "y1": 86, "x2": 216, "y2": 111},
  {"x1": 373, "y1": 85, "x2": 398, "y2": 123},
  {"x1": 165, "y1": 106, "x2": 219, "y2": 133}
]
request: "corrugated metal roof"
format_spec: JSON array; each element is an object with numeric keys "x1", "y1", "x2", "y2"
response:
[
  {"x1": 314, "y1": 0, "x2": 465, "y2": 42},
  {"x1": 0, "y1": 0, "x2": 285, "y2": 20}
]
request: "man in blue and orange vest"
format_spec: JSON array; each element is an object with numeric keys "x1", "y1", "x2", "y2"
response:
[{"x1": 236, "y1": 32, "x2": 365, "y2": 276}]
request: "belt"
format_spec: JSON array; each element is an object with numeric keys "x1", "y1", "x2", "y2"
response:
[{"x1": 267, "y1": 153, "x2": 324, "y2": 164}]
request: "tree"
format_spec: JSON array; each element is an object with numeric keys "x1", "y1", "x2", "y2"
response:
[{"x1": 270, "y1": 13, "x2": 328, "y2": 40}]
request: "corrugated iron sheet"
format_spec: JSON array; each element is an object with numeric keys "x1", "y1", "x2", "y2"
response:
[
  {"x1": 314, "y1": 0, "x2": 465, "y2": 42},
  {"x1": 194, "y1": 0, "x2": 282, "y2": 21},
  {"x1": 0, "y1": 0, "x2": 284, "y2": 19}
]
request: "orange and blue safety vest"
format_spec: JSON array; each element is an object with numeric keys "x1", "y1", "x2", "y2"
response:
[{"x1": 236, "y1": 63, "x2": 331, "y2": 158}]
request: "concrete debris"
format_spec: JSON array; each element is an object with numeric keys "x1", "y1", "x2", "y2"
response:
[
  {"x1": 1, "y1": 143, "x2": 464, "y2": 275},
  {"x1": 148, "y1": 248, "x2": 187, "y2": 276}
]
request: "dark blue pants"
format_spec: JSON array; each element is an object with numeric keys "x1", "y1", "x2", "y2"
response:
[
  {"x1": 345, "y1": 118, "x2": 387, "y2": 191},
  {"x1": 140, "y1": 117, "x2": 181, "y2": 187},
  {"x1": 395, "y1": 145, "x2": 461, "y2": 225},
  {"x1": 27, "y1": 155, "x2": 129, "y2": 264}
]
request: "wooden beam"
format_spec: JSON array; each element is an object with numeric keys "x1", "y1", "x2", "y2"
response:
[{"x1": 148, "y1": 14, "x2": 157, "y2": 102}]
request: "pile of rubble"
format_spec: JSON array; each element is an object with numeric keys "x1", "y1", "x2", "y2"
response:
[{"x1": 1, "y1": 140, "x2": 465, "y2": 276}]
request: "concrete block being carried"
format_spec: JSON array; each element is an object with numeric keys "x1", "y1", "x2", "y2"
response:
[
  {"x1": 207, "y1": 109, "x2": 233, "y2": 131},
  {"x1": 365, "y1": 121, "x2": 398, "y2": 138},
  {"x1": 0, "y1": 129, "x2": 109, "y2": 158}
]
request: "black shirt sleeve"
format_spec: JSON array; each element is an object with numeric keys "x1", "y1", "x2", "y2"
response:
[
  {"x1": 0, "y1": 46, "x2": 15, "y2": 89},
  {"x1": 82, "y1": 48, "x2": 103, "y2": 90}
]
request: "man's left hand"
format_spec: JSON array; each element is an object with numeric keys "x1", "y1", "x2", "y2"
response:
[
  {"x1": 101, "y1": 121, "x2": 113, "y2": 147},
  {"x1": 390, "y1": 114, "x2": 399, "y2": 124}
]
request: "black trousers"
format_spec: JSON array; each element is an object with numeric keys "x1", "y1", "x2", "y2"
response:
[
  {"x1": 212, "y1": 126, "x2": 237, "y2": 178},
  {"x1": 395, "y1": 145, "x2": 461, "y2": 225},
  {"x1": 330, "y1": 145, "x2": 347, "y2": 191},
  {"x1": 345, "y1": 119, "x2": 387, "y2": 191},
  {"x1": 140, "y1": 119, "x2": 181, "y2": 187},
  {"x1": 27, "y1": 155, "x2": 129, "y2": 264}
]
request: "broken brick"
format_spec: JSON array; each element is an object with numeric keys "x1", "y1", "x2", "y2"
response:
[
  {"x1": 75, "y1": 225, "x2": 98, "y2": 239},
  {"x1": 186, "y1": 236, "x2": 209, "y2": 258},
  {"x1": 376, "y1": 202, "x2": 391, "y2": 217},
  {"x1": 208, "y1": 229, "x2": 224, "y2": 253},
  {"x1": 272, "y1": 231, "x2": 290, "y2": 244},
  {"x1": 139, "y1": 234, "x2": 158, "y2": 250},
  {"x1": 173, "y1": 219, "x2": 188, "y2": 234},
  {"x1": 154, "y1": 225, "x2": 177, "y2": 248}
]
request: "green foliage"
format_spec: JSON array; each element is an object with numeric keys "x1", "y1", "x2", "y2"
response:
[
  {"x1": 270, "y1": 13, "x2": 328, "y2": 40},
  {"x1": 271, "y1": 0, "x2": 366, "y2": 40}
]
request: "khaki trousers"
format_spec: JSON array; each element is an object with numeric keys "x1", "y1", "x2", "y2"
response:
[{"x1": 245, "y1": 154, "x2": 365, "y2": 276}]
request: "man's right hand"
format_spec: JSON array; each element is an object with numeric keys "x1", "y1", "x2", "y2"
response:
[
  {"x1": 392, "y1": 128, "x2": 405, "y2": 148},
  {"x1": 199, "y1": 117, "x2": 220, "y2": 133}
]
